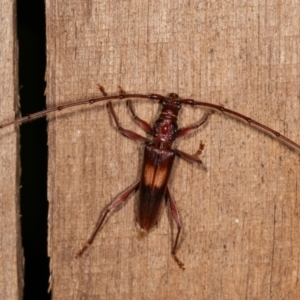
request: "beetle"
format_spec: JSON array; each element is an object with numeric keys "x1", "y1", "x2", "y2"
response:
[
  {"x1": 76, "y1": 88, "x2": 212, "y2": 270},
  {"x1": 2, "y1": 86, "x2": 300, "y2": 269}
]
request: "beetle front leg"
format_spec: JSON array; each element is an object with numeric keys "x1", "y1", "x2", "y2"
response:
[
  {"x1": 76, "y1": 181, "x2": 140, "y2": 258},
  {"x1": 107, "y1": 102, "x2": 151, "y2": 142},
  {"x1": 117, "y1": 87, "x2": 152, "y2": 134},
  {"x1": 126, "y1": 100, "x2": 153, "y2": 134},
  {"x1": 166, "y1": 187, "x2": 185, "y2": 270},
  {"x1": 177, "y1": 111, "x2": 212, "y2": 138}
]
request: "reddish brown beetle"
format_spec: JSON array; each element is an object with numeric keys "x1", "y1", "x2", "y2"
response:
[
  {"x1": 76, "y1": 88, "x2": 212, "y2": 270},
  {"x1": 2, "y1": 86, "x2": 300, "y2": 269}
]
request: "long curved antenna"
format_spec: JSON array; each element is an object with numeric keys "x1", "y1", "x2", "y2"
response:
[
  {"x1": 176, "y1": 98, "x2": 300, "y2": 151},
  {"x1": 1, "y1": 91, "x2": 300, "y2": 152},
  {"x1": 0, "y1": 93, "x2": 152, "y2": 129}
]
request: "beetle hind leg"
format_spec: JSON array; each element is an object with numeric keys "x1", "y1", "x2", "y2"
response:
[
  {"x1": 166, "y1": 187, "x2": 185, "y2": 270},
  {"x1": 76, "y1": 181, "x2": 140, "y2": 258}
]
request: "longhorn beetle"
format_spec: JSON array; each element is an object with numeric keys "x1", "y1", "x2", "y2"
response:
[{"x1": 1, "y1": 86, "x2": 300, "y2": 270}]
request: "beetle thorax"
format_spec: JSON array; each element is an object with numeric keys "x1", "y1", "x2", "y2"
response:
[{"x1": 152, "y1": 115, "x2": 178, "y2": 149}]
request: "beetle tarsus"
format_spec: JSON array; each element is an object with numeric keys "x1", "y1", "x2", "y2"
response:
[
  {"x1": 97, "y1": 84, "x2": 108, "y2": 96},
  {"x1": 172, "y1": 254, "x2": 185, "y2": 270},
  {"x1": 193, "y1": 141, "x2": 205, "y2": 157},
  {"x1": 118, "y1": 85, "x2": 126, "y2": 95},
  {"x1": 75, "y1": 244, "x2": 90, "y2": 258}
]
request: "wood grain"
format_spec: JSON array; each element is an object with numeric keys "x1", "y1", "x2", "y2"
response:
[
  {"x1": 0, "y1": 0, "x2": 23, "y2": 299},
  {"x1": 46, "y1": 1, "x2": 300, "y2": 299}
]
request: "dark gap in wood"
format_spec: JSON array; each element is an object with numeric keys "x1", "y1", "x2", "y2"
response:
[{"x1": 17, "y1": 0, "x2": 51, "y2": 299}]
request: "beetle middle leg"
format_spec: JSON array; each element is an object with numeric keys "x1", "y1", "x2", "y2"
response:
[{"x1": 175, "y1": 111, "x2": 212, "y2": 164}]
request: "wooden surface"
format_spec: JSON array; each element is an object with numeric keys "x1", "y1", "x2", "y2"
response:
[
  {"x1": 0, "y1": 0, "x2": 23, "y2": 299},
  {"x1": 46, "y1": 1, "x2": 300, "y2": 299}
]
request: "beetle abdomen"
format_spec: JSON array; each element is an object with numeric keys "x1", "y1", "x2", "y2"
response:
[{"x1": 138, "y1": 145, "x2": 175, "y2": 231}]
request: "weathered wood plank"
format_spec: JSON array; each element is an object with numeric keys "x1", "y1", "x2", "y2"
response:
[
  {"x1": 46, "y1": 1, "x2": 300, "y2": 299},
  {"x1": 0, "y1": 0, "x2": 23, "y2": 299}
]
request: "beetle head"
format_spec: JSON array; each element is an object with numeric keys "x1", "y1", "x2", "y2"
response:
[{"x1": 158, "y1": 93, "x2": 182, "y2": 115}]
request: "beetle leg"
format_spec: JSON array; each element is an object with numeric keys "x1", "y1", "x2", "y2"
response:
[
  {"x1": 192, "y1": 141, "x2": 205, "y2": 157},
  {"x1": 97, "y1": 84, "x2": 108, "y2": 96},
  {"x1": 126, "y1": 100, "x2": 153, "y2": 134},
  {"x1": 76, "y1": 181, "x2": 140, "y2": 258},
  {"x1": 166, "y1": 187, "x2": 185, "y2": 270},
  {"x1": 118, "y1": 87, "x2": 152, "y2": 134},
  {"x1": 175, "y1": 146, "x2": 204, "y2": 164},
  {"x1": 177, "y1": 111, "x2": 212, "y2": 138},
  {"x1": 107, "y1": 102, "x2": 151, "y2": 142}
]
